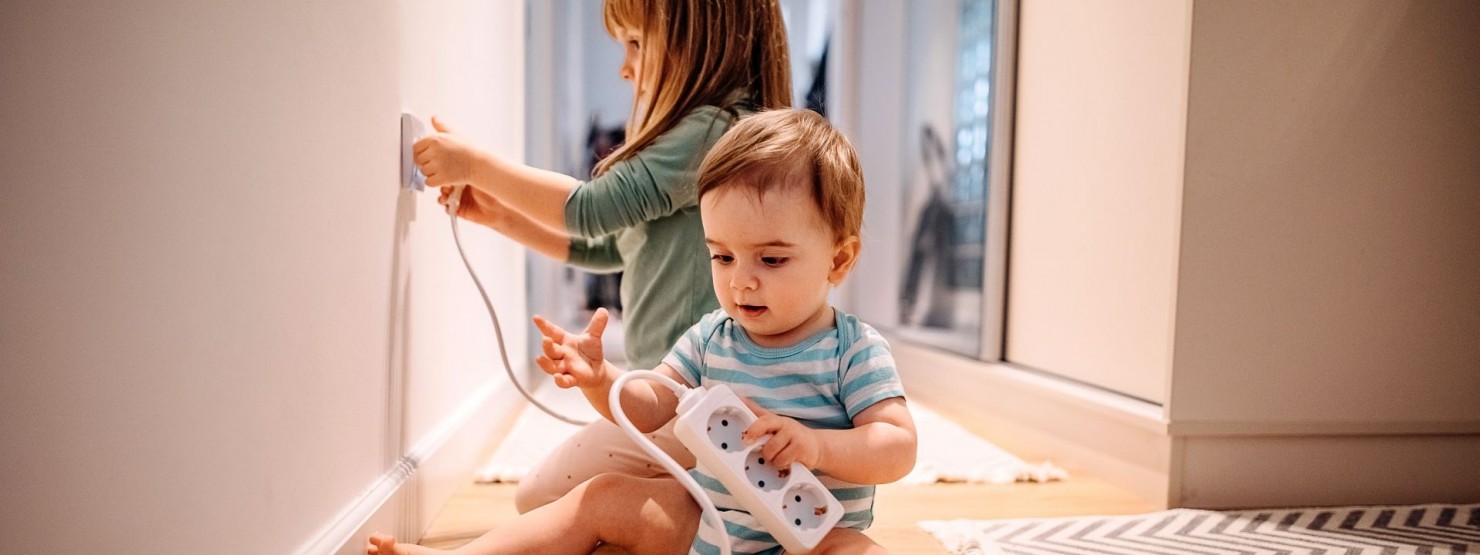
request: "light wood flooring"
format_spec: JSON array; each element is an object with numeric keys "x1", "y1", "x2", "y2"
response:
[{"x1": 417, "y1": 403, "x2": 1157, "y2": 554}]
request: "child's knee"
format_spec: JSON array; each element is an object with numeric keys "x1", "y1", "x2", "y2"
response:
[
  {"x1": 575, "y1": 472, "x2": 640, "y2": 502},
  {"x1": 576, "y1": 475, "x2": 698, "y2": 553},
  {"x1": 512, "y1": 473, "x2": 566, "y2": 514},
  {"x1": 515, "y1": 468, "x2": 608, "y2": 513}
]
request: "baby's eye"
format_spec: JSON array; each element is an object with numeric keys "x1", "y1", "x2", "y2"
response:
[
  {"x1": 711, "y1": 254, "x2": 734, "y2": 265},
  {"x1": 761, "y1": 257, "x2": 788, "y2": 267}
]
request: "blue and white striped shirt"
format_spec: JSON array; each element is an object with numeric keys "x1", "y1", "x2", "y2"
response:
[{"x1": 663, "y1": 308, "x2": 906, "y2": 554}]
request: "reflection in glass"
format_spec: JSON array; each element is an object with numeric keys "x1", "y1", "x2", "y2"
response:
[{"x1": 896, "y1": 0, "x2": 996, "y2": 357}]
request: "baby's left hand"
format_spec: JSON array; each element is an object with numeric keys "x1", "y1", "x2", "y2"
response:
[{"x1": 742, "y1": 402, "x2": 821, "y2": 471}]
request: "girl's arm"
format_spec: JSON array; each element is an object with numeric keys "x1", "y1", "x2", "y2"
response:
[
  {"x1": 474, "y1": 155, "x2": 579, "y2": 231},
  {"x1": 441, "y1": 185, "x2": 571, "y2": 261},
  {"x1": 417, "y1": 117, "x2": 579, "y2": 231},
  {"x1": 494, "y1": 207, "x2": 571, "y2": 262},
  {"x1": 420, "y1": 109, "x2": 730, "y2": 240}
]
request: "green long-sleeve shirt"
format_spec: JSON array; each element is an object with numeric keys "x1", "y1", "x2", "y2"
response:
[{"x1": 565, "y1": 104, "x2": 747, "y2": 369}]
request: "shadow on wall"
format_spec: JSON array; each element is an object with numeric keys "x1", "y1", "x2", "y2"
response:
[{"x1": 382, "y1": 186, "x2": 418, "y2": 468}]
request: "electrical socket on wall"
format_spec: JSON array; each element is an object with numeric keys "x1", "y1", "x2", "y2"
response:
[
  {"x1": 672, "y1": 384, "x2": 844, "y2": 553},
  {"x1": 400, "y1": 113, "x2": 427, "y2": 192}
]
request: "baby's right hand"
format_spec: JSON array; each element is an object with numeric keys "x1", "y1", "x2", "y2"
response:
[{"x1": 533, "y1": 308, "x2": 611, "y2": 389}]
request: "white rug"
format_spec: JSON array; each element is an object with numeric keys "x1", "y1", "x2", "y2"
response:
[
  {"x1": 476, "y1": 384, "x2": 596, "y2": 483},
  {"x1": 899, "y1": 403, "x2": 1066, "y2": 485},
  {"x1": 920, "y1": 504, "x2": 1480, "y2": 554},
  {"x1": 476, "y1": 385, "x2": 1066, "y2": 485}
]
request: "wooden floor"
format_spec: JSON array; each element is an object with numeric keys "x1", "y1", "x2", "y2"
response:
[{"x1": 417, "y1": 403, "x2": 1157, "y2": 554}]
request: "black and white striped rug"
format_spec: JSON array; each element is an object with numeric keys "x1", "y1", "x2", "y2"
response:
[{"x1": 920, "y1": 503, "x2": 1480, "y2": 554}]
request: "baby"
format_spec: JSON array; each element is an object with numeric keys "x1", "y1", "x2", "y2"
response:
[{"x1": 370, "y1": 109, "x2": 916, "y2": 555}]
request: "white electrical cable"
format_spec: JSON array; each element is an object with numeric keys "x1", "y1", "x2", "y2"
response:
[
  {"x1": 444, "y1": 185, "x2": 730, "y2": 551},
  {"x1": 609, "y1": 371, "x2": 732, "y2": 555},
  {"x1": 446, "y1": 185, "x2": 592, "y2": 426},
  {"x1": 445, "y1": 186, "x2": 729, "y2": 550}
]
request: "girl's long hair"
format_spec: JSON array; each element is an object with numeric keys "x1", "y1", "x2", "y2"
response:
[{"x1": 595, "y1": 0, "x2": 793, "y2": 177}]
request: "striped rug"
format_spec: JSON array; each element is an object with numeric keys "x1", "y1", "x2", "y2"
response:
[{"x1": 920, "y1": 503, "x2": 1480, "y2": 554}]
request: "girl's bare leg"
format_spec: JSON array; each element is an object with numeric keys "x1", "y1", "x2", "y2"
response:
[
  {"x1": 515, "y1": 418, "x2": 693, "y2": 513},
  {"x1": 370, "y1": 474, "x2": 699, "y2": 555}
]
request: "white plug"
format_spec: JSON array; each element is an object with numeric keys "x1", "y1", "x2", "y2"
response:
[
  {"x1": 447, "y1": 185, "x2": 464, "y2": 217},
  {"x1": 671, "y1": 384, "x2": 844, "y2": 553}
]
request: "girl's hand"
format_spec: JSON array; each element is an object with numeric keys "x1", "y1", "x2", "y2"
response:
[
  {"x1": 413, "y1": 116, "x2": 491, "y2": 188},
  {"x1": 533, "y1": 308, "x2": 611, "y2": 390},
  {"x1": 742, "y1": 402, "x2": 822, "y2": 471},
  {"x1": 438, "y1": 185, "x2": 507, "y2": 229}
]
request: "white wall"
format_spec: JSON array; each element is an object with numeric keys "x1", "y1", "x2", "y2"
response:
[
  {"x1": 1005, "y1": 0, "x2": 1191, "y2": 403},
  {"x1": 833, "y1": 0, "x2": 908, "y2": 322},
  {"x1": 1165, "y1": 0, "x2": 1480, "y2": 506},
  {"x1": 1172, "y1": 0, "x2": 1480, "y2": 426},
  {"x1": 397, "y1": 0, "x2": 528, "y2": 537},
  {"x1": 0, "y1": 1, "x2": 526, "y2": 552}
]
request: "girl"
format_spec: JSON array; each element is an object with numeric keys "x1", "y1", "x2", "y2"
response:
[{"x1": 412, "y1": 0, "x2": 794, "y2": 513}]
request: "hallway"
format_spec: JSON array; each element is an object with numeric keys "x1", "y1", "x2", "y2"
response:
[{"x1": 414, "y1": 400, "x2": 1155, "y2": 554}]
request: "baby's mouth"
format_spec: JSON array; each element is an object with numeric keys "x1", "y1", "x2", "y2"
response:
[{"x1": 737, "y1": 304, "x2": 768, "y2": 318}]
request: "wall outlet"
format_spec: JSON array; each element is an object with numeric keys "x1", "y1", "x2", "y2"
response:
[
  {"x1": 400, "y1": 113, "x2": 427, "y2": 191},
  {"x1": 673, "y1": 384, "x2": 844, "y2": 553}
]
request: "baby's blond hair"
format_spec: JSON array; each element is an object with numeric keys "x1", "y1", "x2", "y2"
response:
[{"x1": 697, "y1": 110, "x2": 865, "y2": 243}]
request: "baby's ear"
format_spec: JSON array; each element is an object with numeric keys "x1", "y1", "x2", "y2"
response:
[{"x1": 829, "y1": 235, "x2": 862, "y2": 285}]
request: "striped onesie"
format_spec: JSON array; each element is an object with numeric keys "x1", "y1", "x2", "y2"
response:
[{"x1": 661, "y1": 308, "x2": 906, "y2": 555}]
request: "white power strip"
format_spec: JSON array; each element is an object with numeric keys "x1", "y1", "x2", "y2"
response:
[{"x1": 671, "y1": 383, "x2": 844, "y2": 553}]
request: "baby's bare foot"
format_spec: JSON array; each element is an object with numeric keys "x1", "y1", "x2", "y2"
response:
[{"x1": 367, "y1": 533, "x2": 403, "y2": 555}]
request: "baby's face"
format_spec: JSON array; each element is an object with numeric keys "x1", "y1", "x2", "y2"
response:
[{"x1": 701, "y1": 184, "x2": 844, "y2": 347}]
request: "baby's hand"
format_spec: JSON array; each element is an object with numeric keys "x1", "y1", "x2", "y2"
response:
[
  {"x1": 742, "y1": 401, "x2": 821, "y2": 471},
  {"x1": 413, "y1": 116, "x2": 488, "y2": 188},
  {"x1": 533, "y1": 308, "x2": 611, "y2": 389}
]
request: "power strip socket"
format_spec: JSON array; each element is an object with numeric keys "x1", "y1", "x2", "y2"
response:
[{"x1": 673, "y1": 384, "x2": 844, "y2": 553}]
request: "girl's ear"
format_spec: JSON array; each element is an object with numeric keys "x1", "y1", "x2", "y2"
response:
[{"x1": 828, "y1": 235, "x2": 862, "y2": 285}]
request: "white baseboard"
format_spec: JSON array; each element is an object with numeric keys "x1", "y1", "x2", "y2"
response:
[
  {"x1": 893, "y1": 337, "x2": 1480, "y2": 510},
  {"x1": 890, "y1": 338, "x2": 1173, "y2": 507},
  {"x1": 294, "y1": 379, "x2": 523, "y2": 555},
  {"x1": 1172, "y1": 433, "x2": 1480, "y2": 509}
]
